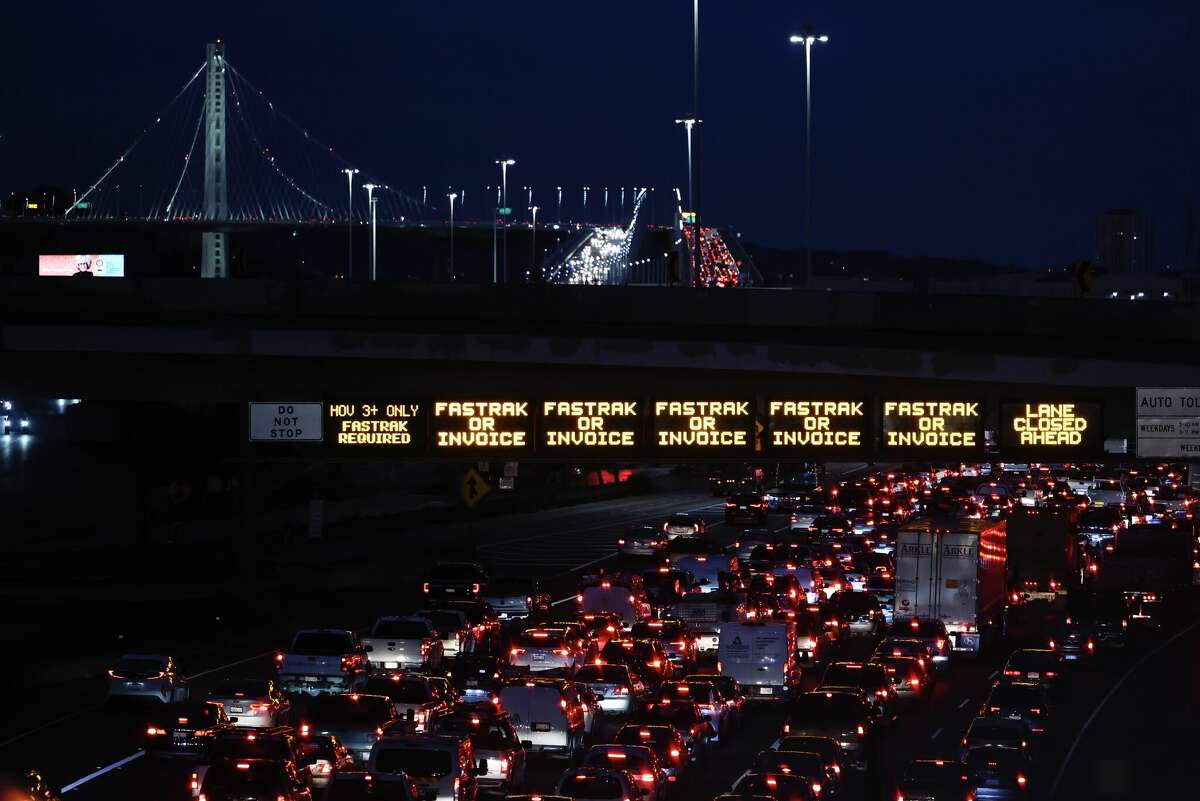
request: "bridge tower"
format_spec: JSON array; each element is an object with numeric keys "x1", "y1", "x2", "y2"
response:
[{"x1": 201, "y1": 41, "x2": 229, "y2": 278}]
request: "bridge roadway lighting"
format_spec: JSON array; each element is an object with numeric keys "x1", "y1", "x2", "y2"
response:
[
  {"x1": 495, "y1": 159, "x2": 515, "y2": 283},
  {"x1": 529, "y1": 205, "x2": 540, "y2": 281},
  {"x1": 362, "y1": 183, "x2": 382, "y2": 281},
  {"x1": 448, "y1": 192, "x2": 458, "y2": 281},
  {"x1": 789, "y1": 27, "x2": 828, "y2": 286},
  {"x1": 341, "y1": 168, "x2": 359, "y2": 280},
  {"x1": 556, "y1": 186, "x2": 563, "y2": 223},
  {"x1": 675, "y1": 118, "x2": 700, "y2": 284}
]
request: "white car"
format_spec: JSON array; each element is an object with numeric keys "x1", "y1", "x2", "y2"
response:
[
  {"x1": 206, "y1": 678, "x2": 290, "y2": 728},
  {"x1": 1088, "y1": 480, "x2": 1126, "y2": 507},
  {"x1": 788, "y1": 505, "x2": 824, "y2": 531},
  {"x1": 368, "y1": 734, "x2": 482, "y2": 801},
  {"x1": 500, "y1": 678, "x2": 587, "y2": 756},
  {"x1": 415, "y1": 609, "x2": 471, "y2": 658},
  {"x1": 362, "y1": 616, "x2": 443, "y2": 670},
  {"x1": 106, "y1": 654, "x2": 187, "y2": 703}
]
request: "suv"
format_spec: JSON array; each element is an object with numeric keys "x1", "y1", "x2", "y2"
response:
[
  {"x1": 301, "y1": 693, "x2": 400, "y2": 764},
  {"x1": 630, "y1": 619, "x2": 696, "y2": 668},
  {"x1": 481, "y1": 577, "x2": 549, "y2": 620},
  {"x1": 574, "y1": 664, "x2": 644, "y2": 716},
  {"x1": 197, "y1": 759, "x2": 311, "y2": 801},
  {"x1": 726, "y1": 493, "x2": 769, "y2": 526},
  {"x1": 509, "y1": 627, "x2": 588, "y2": 673},
  {"x1": 352, "y1": 673, "x2": 450, "y2": 732},
  {"x1": 276, "y1": 630, "x2": 366, "y2": 696},
  {"x1": 368, "y1": 734, "x2": 483, "y2": 801},
  {"x1": 432, "y1": 709, "x2": 526, "y2": 796},
  {"x1": 827, "y1": 591, "x2": 883, "y2": 639},
  {"x1": 423, "y1": 562, "x2": 489, "y2": 599}
]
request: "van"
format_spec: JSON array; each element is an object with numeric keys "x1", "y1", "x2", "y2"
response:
[
  {"x1": 717, "y1": 621, "x2": 800, "y2": 700},
  {"x1": 497, "y1": 678, "x2": 586, "y2": 757},
  {"x1": 368, "y1": 733, "x2": 483, "y2": 801}
]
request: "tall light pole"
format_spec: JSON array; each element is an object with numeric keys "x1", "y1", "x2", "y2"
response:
[
  {"x1": 448, "y1": 191, "x2": 458, "y2": 281},
  {"x1": 675, "y1": 118, "x2": 700, "y2": 284},
  {"x1": 495, "y1": 158, "x2": 515, "y2": 283},
  {"x1": 341, "y1": 168, "x2": 359, "y2": 280},
  {"x1": 529, "y1": 205, "x2": 539, "y2": 281},
  {"x1": 363, "y1": 183, "x2": 381, "y2": 281},
  {"x1": 583, "y1": 187, "x2": 590, "y2": 220},
  {"x1": 556, "y1": 186, "x2": 563, "y2": 224},
  {"x1": 790, "y1": 27, "x2": 828, "y2": 285}
]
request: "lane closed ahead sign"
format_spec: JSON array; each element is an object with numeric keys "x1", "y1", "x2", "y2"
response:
[{"x1": 249, "y1": 402, "x2": 324, "y2": 442}]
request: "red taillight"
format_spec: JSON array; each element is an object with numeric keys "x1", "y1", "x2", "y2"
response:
[
  {"x1": 423, "y1": 582, "x2": 430, "y2": 593},
  {"x1": 472, "y1": 583, "x2": 481, "y2": 594},
  {"x1": 935, "y1": 638, "x2": 945, "y2": 650},
  {"x1": 273, "y1": 652, "x2": 283, "y2": 665},
  {"x1": 909, "y1": 677, "x2": 920, "y2": 688},
  {"x1": 510, "y1": 648, "x2": 525, "y2": 656},
  {"x1": 249, "y1": 703, "x2": 269, "y2": 711},
  {"x1": 640, "y1": 773, "x2": 654, "y2": 783},
  {"x1": 1044, "y1": 671, "x2": 1057, "y2": 678},
  {"x1": 1017, "y1": 773, "x2": 1027, "y2": 788},
  {"x1": 300, "y1": 723, "x2": 310, "y2": 736},
  {"x1": 856, "y1": 724, "x2": 865, "y2": 736},
  {"x1": 812, "y1": 782, "x2": 823, "y2": 796},
  {"x1": 190, "y1": 773, "x2": 199, "y2": 791},
  {"x1": 670, "y1": 748, "x2": 681, "y2": 758},
  {"x1": 1003, "y1": 669, "x2": 1021, "y2": 677}
]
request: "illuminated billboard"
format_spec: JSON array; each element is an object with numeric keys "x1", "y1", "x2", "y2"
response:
[
  {"x1": 879, "y1": 400, "x2": 982, "y2": 454},
  {"x1": 652, "y1": 400, "x2": 754, "y2": 454},
  {"x1": 432, "y1": 400, "x2": 532, "y2": 452},
  {"x1": 766, "y1": 399, "x2": 870, "y2": 457},
  {"x1": 999, "y1": 401, "x2": 1102, "y2": 457},
  {"x1": 326, "y1": 401, "x2": 425, "y2": 450},
  {"x1": 39, "y1": 254, "x2": 125, "y2": 277},
  {"x1": 540, "y1": 400, "x2": 640, "y2": 451}
]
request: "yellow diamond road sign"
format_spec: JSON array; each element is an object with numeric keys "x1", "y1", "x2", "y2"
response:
[{"x1": 461, "y1": 468, "x2": 491, "y2": 508}]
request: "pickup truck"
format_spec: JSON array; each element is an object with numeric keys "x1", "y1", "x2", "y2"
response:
[
  {"x1": 276, "y1": 629, "x2": 366, "y2": 696},
  {"x1": 361, "y1": 616, "x2": 443, "y2": 671}
]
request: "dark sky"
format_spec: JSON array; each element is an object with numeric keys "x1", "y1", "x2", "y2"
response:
[{"x1": 4, "y1": 1, "x2": 1198, "y2": 269}]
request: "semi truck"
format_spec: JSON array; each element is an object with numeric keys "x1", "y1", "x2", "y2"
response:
[
  {"x1": 894, "y1": 519, "x2": 1007, "y2": 655},
  {"x1": 1005, "y1": 506, "x2": 1078, "y2": 603},
  {"x1": 1092, "y1": 522, "x2": 1194, "y2": 626}
]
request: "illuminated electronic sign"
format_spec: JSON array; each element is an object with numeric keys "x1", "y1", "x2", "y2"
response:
[
  {"x1": 999, "y1": 401, "x2": 1102, "y2": 456},
  {"x1": 879, "y1": 400, "x2": 982, "y2": 452},
  {"x1": 652, "y1": 400, "x2": 754, "y2": 453},
  {"x1": 767, "y1": 400, "x2": 869, "y2": 455},
  {"x1": 327, "y1": 402, "x2": 425, "y2": 450},
  {"x1": 540, "y1": 400, "x2": 640, "y2": 450},
  {"x1": 432, "y1": 401, "x2": 532, "y2": 451}
]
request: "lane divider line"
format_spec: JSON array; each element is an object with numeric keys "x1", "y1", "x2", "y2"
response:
[
  {"x1": 187, "y1": 650, "x2": 275, "y2": 681},
  {"x1": 958, "y1": 698, "x2": 971, "y2": 709},
  {"x1": 1049, "y1": 618, "x2": 1200, "y2": 800},
  {"x1": 931, "y1": 727, "x2": 943, "y2": 740},
  {"x1": 551, "y1": 595, "x2": 578, "y2": 606},
  {"x1": 0, "y1": 708, "x2": 98, "y2": 751},
  {"x1": 61, "y1": 750, "x2": 144, "y2": 793}
]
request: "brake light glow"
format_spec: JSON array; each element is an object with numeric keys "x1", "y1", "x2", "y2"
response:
[
  {"x1": 1017, "y1": 773, "x2": 1027, "y2": 787},
  {"x1": 856, "y1": 724, "x2": 865, "y2": 736},
  {"x1": 146, "y1": 727, "x2": 161, "y2": 736}
]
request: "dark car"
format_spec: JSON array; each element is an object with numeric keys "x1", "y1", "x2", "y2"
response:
[
  {"x1": 481, "y1": 577, "x2": 550, "y2": 621},
  {"x1": 301, "y1": 694, "x2": 399, "y2": 763},
  {"x1": 198, "y1": 759, "x2": 312, "y2": 801},
  {"x1": 751, "y1": 750, "x2": 828, "y2": 796},
  {"x1": 890, "y1": 617, "x2": 951, "y2": 668},
  {"x1": 1048, "y1": 618, "x2": 1096, "y2": 662},
  {"x1": 782, "y1": 691, "x2": 874, "y2": 770},
  {"x1": 773, "y1": 736, "x2": 847, "y2": 789},
  {"x1": 726, "y1": 493, "x2": 769, "y2": 525},
  {"x1": 437, "y1": 598, "x2": 501, "y2": 654},
  {"x1": 963, "y1": 745, "x2": 1032, "y2": 801},
  {"x1": 980, "y1": 681, "x2": 1050, "y2": 736},
  {"x1": 818, "y1": 662, "x2": 895, "y2": 717},
  {"x1": 730, "y1": 771, "x2": 816, "y2": 801},
  {"x1": 423, "y1": 561, "x2": 488, "y2": 599},
  {"x1": 634, "y1": 699, "x2": 715, "y2": 764},
  {"x1": 445, "y1": 654, "x2": 506, "y2": 703},
  {"x1": 643, "y1": 568, "x2": 692, "y2": 611},
  {"x1": 319, "y1": 770, "x2": 418, "y2": 800},
  {"x1": 826, "y1": 591, "x2": 883, "y2": 639},
  {"x1": 614, "y1": 723, "x2": 692, "y2": 784},
  {"x1": 897, "y1": 758, "x2": 969, "y2": 801},
  {"x1": 999, "y1": 649, "x2": 1066, "y2": 695},
  {"x1": 143, "y1": 701, "x2": 231, "y2": 757}
]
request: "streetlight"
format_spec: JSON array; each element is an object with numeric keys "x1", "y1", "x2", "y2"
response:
[
  {"x1": 363, "y1": 183, "x2": 383, "y2": 281},
  {"x1": 583, "y1": 187, "x2": 590, "y2": 219},
  {"x1": 675, "y1": 118, "x2": 701, "y2": 284},
  {"x1": 495, "y1": 158, "x2": 515, "y2": 283},
  {"x1": 789, "y1": 27, "x2": 829, "y2": 285},
  {"x1": 556, "y1": 186, "x2": 563, "y2": 223},
  {"x1": 448, "y1": 191, "x2": 458, "y2": 281},
  {"x1": 529, "y1": 205, "x2": 540, "y2": 281},
  {"x1": 341, "y1": 168, "x2": 359, "y2": 280}
]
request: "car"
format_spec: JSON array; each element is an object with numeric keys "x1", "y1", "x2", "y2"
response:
[
  {"x1": 999, "y1": 648, "x2": 1066, "y2": 695},
  {"x1": 826, "y1": 591, "x2": 883, "y2": 639},
  {"x1": 437, "y1": 599, "x2": 503, "y2": 655},
  {"x1": 1087, "y1": 479, "x2": 1126, "y2": 507},
  {"x1": 732, "y1": 529, "x2": 783, "y2": 560},
  {"x1": 666, "y1": 536, "x2": 734, "y2": 594},
  {"x1": 319, "y1": 770, "x2": 420, "y2": 800},
  {"x1": 276, "y1": 630, "x2": 366, "y2": 696},
  {"x1": 863, "y1": 575, "x2": 895, "y2": 624},
  {"x1": 896, "y1": 758, "x2": 969, "y2": 801},
  {"x1": 191, "y1": 727, "x2": 303, "y2": 796},
  {"x1": 297, "y1": 733, "x2": 353, "y2": 791},
  {"x1": 789, "y1": 505, "x2": 826, "y2": 532},
  {"x1": 631, "y1": 619, "x2": 696, "y2": 667},
  {"x1": 482, "y1": 577, "x2": 550, "y2": 620},
  {"x1": 614, "y1": 724, "x2": 691, "y2": 785},
  {"x1": 579, "y1": 611, "x2": 626, "y2": 650},
  {"x1": 583, "y1": 745, "x2": 664, "y2": 800},
  {"x1": 362, "y1": 617, "x2": 443, "y2": 672},
  {"x1": 634, "y1": 698, "x2": 716, "y2": 765},
  {"x1": 1048, "y1": 618, "x2": 1096, "y2": 662},
  {"x1": 959, "y1": 716, "x2": 1032, "y2": 762},
  {"x1": 1077, "y1": 507, "x2": 1124, "y2": 547},
  {"x1": 498, "y1": 678, "x2": 588, "y2": 757},
  {"x1": 684, "y1": 673, "x2": 746, "y2": 734},
  {"x1": 509, "y1": 626, "x2": 588, "y2": 673},
  {"x1": 726, "y1": 493, "x2": 769, "y2": 526},
  {"x1": 807, "y1": 516, "x2": 853, "y2": 538},
  {"x1": 818, "y1": 662, "x2": 895, "y2": 718},
  {"x1": 620, "y1": 524, "x2": 670, "y2": 557},
  {"x1": 890, "y1": 618, "x2": 950, "y2": 669},
  {"x1": 571, "y1": 681, "x2": 603, "y2": 737},
  {"x1": 414, "y1": 609, "x2": 473, "y2": 659},
  {"x1": 657, "y1": 679, "x2": 731, "y2": 742},
  {"x1": 873, "y1": 637, "x2": 933, "y2": 668},
  {"x1": 107, "y1": 654, "x2": 188, "y2": 704},
  {"x1": 751, "y1": 750, "x2": 829, "y2": 798},
  {"x1": 197, "y1": 759, "x2": 312, "y2": 801},
  {"x1": 301, "y1": 693, "x2": 401, "y2": 764},
  {"x1": 729, "y1": 771, "x2": 817, "y2": 801},
  {"x1": 963, "y1": 745, "x2": 1032, "y2": 801},
  {"x1": 662, "y1": 512, "x2": 707, "y2": 539},
  {"x1": 555, "y1": 767, "x2": 642, "y2": 801},
  {"x1": 979, "y1": 681, "x2": 1050, "y2": 736},
  {"x1": 143, "y1": 701, "x2": 231, "y2": 757},
  {"x1": 597, "y1": 638, "x2": 675, "y2": 687},
  {"x1": 781, "y1": 691, "x2": 874, "y2": 770},
  {"x1": 352, "y1": 673, "x2": 450, "y2": 732},
  {"x1": 432, "y1": 709, "x2": 527, "y2": 796},
  {"x1": 772, "y1": 736, "x2": 847, "y2": 792},
  {"x1": 445, "y1": 654, "x2": 507, "y2": 704},
  {"x1": 869, "y1": 655, "x2": 930, "y2": 700},
  {"x1": 423, "y1": 561, "x2": 489, "y2": 599},
  {"x1": 578, "y1": 575, "x2": 652, "y2": 625},
  {"x1": 207, "y1": 678, "x2": 292, "y2": 729},
  {"x1": 367, "y1": 734, "x2": 482, "y2": 801},
  {"x1": 574, "y1": 663, "x2": 644, "y2": 716}
]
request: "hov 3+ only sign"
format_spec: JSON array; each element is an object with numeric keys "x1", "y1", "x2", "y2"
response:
[
  {"x1": 249, "y1": 402, "x2": 324, "y2": 442},
  {"x1": 1136, "y1": 388, "x2": 1200, "y2": 460}
]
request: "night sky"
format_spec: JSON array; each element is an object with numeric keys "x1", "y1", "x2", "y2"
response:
[{"x1": 4, "y1": 1, "x2": 1198, "y2": 270}]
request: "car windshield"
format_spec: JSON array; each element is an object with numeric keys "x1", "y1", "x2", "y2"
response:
[
  {"x1": 1008, "y1": 650, "x2": 1060, "y2": 670},
  {"x1": 518, "y1": 630, "x2": 566, "y2": 648},
  {"x1": 361, "y1": 678, "x2": 431, "y2": 703},
  {"x1": 576, "y1": 665, "x2": 629, "y2": 683},
  {"x1": 371, "y1": 620, "x2": 431, "y2": 639},
  {"x1": 291, "y1": 632, "x2": 353, "y2": 655},
  {"x1": 150, "y1": 703, "x2": 222, "y2": 726},
  {"x1": 438, "y1": 719, "x2": 518, "y2": 749},
  {"x1": 616, "y1": 726, "x2": 673, "y2": 749},
  {"x1": 986, "y1": 684, "x2": 1041, "y2": 708},
  {"x1": 308, "y1": 696, "x2": 393, "y2": 725},
  {"x1": 431, "y1": 563, "x2": 483, "y2": 581},
  {"x1": 1092, "y1": 480, "x2": 1122, "y2": 491},
  {"x1": 753, "y1": 750, "x2": 824, "y2": 776},
  {"x1": 632, "y1": 621, "x2": 685, "y2": 639},
  {"x1": 644, "y1": 702, "x2": 697, "y2": 727},
  {"x1": 375, "y1": 748, "x2": 453, "y2": 778},
  {"x1": 210, "y1": 735, "x2": 291, "y2": 761},
  {"x1": 667, "y1": 515, "x2": 695, "y2": 526},
  {"x1": 969, "y1": 721, "x2": 1023, "y2": 741},
  {"x1": 777, "y1": 737, "x2": 837, "y2": 761},
  {"x1": 586, "y1": 748, "x2": 652, "y2": 771}
]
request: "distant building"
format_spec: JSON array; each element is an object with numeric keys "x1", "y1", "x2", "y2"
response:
[{"x1": 1097, "y1": 209, "x2": 1152, "y2": 274}]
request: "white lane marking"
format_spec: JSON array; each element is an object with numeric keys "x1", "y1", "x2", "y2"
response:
[
  {"x1": 931, "y1": 727, "x2": 943, "y2": 740},
  {"x1": 61, "y1": 750, "x2": 144, "y2": 793},
  {"x1": 551, "y1": 595, "x2": 579, "y2": 606},
  {"x1": 569, "y1": 553, "x2": 618, "y2": 573},
  {"x1": 1049, "y1": 618, "x2": 1200, "y2": 800},
  {"x1": 728, "y1": 768, "x2": 750, "y2": 791},
  {"x1": 958, "y1": 697, "x2": 971, "y2": 709},
  {"x1": 187, "y1": 650, "x2": 274, "y2": 681}
]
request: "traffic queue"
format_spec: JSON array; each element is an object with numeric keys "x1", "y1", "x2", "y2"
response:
[{"x1": 99, "y1": 461, "x2": 1198, "y2": 801}]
